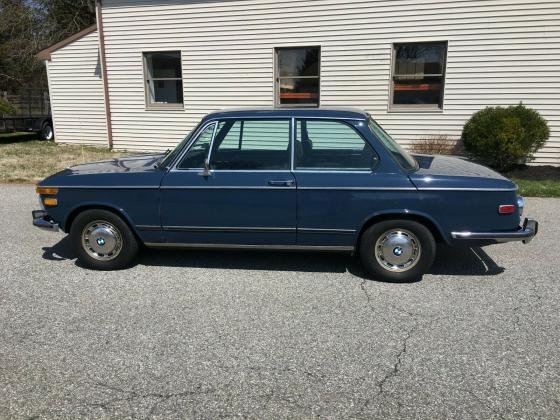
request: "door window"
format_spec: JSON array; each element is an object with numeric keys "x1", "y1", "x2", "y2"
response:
[
  {"x1": 210, "y1": 119, "x2": 291, "y2": 170},
  {"x1": 294, "y1": 120, "x2": 378, "y2": 171},
  {"x1": 177, "y1": 123, "x2": 216, "y2": 169}
]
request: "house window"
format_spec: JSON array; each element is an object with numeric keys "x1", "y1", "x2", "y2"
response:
[
  {"x1": 143, "y1": 51, "x2": 184, "y2": 108},
  {"x1": 391, "y1": 42, "x2": 447, "y2": 110},
  {"x1": 276, "y1": 47, "x2": 320, "y2": 107}
]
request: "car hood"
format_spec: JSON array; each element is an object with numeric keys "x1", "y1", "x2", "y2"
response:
[
  {"x1": 409, "y1": 154, "x2": 517, "y2": 191},
  {"x1": 64, "y1": 153, "x2": 165, "y2": 175}
]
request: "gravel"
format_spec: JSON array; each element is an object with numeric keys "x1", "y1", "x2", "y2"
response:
[{"x1": 0, "y1": 184, "x2": 558, "y2": 419}]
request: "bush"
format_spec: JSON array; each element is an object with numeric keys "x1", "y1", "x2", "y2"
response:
[
  {"x1": 409, "y1": 134, "x2": 464, "y2": 156},
  {"x1": 461, "y1": 103, "x2": 549, "y2": 171},
  {"x1": 0, "y1": 99, "x2": 15, "y2": 115}
]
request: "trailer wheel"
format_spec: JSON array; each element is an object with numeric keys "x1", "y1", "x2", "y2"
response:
[{"x1": 40, "y1": 121, "x2": 54, "y2": 141}]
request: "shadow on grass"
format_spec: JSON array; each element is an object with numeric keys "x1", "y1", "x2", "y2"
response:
[
  {"x1": 42, "y1": 236, "x2": 504, "y2": 282},
  {"x1": 0, "y1": 131, "x2": 42, "y2": 143}
]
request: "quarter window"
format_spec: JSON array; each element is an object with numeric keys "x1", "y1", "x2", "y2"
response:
[
  {"x1": 144, "y1": 51, "x2": 184, "y2": 108},
  {"x1": 211, "y1": 120, "x2": 291, "y2": 170},
  {"x1": 178, "y1": 123, "x2": 215, "y2": 169},
  {"x1": 276, "y1": 47, "x2": 320, "y2": 107},
  {"x1": 391, "y1": 42, "x2": 447, "y2": 110},
  {"x1": 295, "y1": 120, "x2": 378, "y2": 171}
]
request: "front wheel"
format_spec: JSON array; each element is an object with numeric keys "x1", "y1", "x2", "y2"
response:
[
  {"x1": 70, "y1": 209, "x2": 139, "y2": 270},
  {"x1": 359, "y1": 219, "x2": 436, "y2": 282}
]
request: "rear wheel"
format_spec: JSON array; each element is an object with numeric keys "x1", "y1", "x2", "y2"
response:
[
  {"x1": 70, "y1": 209, "x2": 139, "y2": 270},
  {"x1": 359, "y1": 219, "x2": 436, "y2": 282},
  {"x1": 40, "y1": 121, "x2": 54, "y2": 141}
]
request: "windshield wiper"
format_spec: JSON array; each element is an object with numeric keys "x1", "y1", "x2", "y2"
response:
[{"x1": 154, "y1": 149, "x2": 172, "y2": 169}]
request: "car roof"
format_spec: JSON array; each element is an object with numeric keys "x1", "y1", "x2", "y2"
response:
[{"x1": 202, "y1": 107, "x2": 370, "y2": 122}]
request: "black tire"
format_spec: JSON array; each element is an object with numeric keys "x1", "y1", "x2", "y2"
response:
[
  {"x1": 40, "y1": 121, "x2": 54, "y2": 141},
  {"x1": 70, "y1": 209, "x2": 139, "y2": 270},
  {"x1": 359, "y1": 219, "x2": 436, "y2": 282}
]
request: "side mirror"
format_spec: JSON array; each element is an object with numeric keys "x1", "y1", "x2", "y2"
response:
[{"x1": 198, "y1": 158, "x2": 214, "y2": 177}]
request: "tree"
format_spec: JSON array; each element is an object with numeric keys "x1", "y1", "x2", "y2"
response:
[
  {"x1": 0, "y1": 0, "x2": 46, "y2": 91},
  {"x1": 0, "y1": 0, "x2": 95, "y2": 94},
  {"x1": 38, "y1": 0, "x2": 96, "y2": 43}
]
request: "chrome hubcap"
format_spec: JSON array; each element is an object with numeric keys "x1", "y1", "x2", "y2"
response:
[
  {"x1": 375, "y1": 229, "x2": 422, "y2": 272},
  {"x1": 81, "y1": 220, "x2": 123, "y2": 261}
]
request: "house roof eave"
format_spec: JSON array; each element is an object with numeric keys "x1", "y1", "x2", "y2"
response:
[{"x1": 36, "y1": 24, "x2": 98, "y2": 61}]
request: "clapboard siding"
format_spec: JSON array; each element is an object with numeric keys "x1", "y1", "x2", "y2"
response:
[
  {"x1": 97, "y1": 0, "x2": 560, "y2": 164},
  {"x1": 47, "y1": 30, "x2": 108, "y2": 146}
]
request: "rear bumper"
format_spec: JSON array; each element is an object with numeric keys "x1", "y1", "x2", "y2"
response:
[
  {"x1": 451, "y1": 218, "x2": 538, "y2": 244},
  {"x1": 32, "y1": 210, "x2": 59, "y2": 232}
]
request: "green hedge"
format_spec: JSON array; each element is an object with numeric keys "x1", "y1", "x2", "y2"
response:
[{"x1": 462, "y1": 104, "x2": 549, "y2": 171}]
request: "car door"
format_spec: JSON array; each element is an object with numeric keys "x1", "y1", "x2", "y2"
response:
[
  {"x1": 293, "y1": 119, "x2": 415, "y2": 247},
  {"x1": 159, "y1": 118, "x2": 297, "y2": 246}
]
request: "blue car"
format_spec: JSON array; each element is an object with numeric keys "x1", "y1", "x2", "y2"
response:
[{"x1": 33, "y1": 108, "x2": 538, "y2": 282}]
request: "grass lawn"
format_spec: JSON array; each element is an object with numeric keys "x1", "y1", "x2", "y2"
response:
[
  {"x1": 505, "y1": 165, "x2": 560, "y2": 198},
  {"x1": 0, "y1": 134, "x2": 125, "y2": 183},
  {"x1": 511, "y1": 179, "x2": 560, "y2": 198}
]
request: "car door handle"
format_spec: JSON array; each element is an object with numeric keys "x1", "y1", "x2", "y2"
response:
[{"x1": 268, "y1": 180, "x2": 295, "y2": 187}]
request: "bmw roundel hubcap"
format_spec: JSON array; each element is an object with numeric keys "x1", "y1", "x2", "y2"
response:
[
  {"x1": 374, "y1": 229, "x2": 422, "y2": 272},
  {"x1": 81, "y1": 220, "x2": 123, "y2": 261}
]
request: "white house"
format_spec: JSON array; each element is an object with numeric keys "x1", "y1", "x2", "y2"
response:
[{"x1": 38, "y1": 0, "x2": 560, "y2": 165}]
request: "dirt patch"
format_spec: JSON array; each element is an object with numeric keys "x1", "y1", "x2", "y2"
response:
[{"x1": 505, "y1": 165, "x2": 560, "y2": 181}]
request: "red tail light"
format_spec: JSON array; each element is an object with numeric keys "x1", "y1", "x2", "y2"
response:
[{"x1": 499, "y1": 204, "x2": 516, "y2": 214}]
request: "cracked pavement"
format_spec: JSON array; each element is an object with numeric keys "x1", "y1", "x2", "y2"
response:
[{"x1": 0, "y1": 185, "x2": 559, "y2": 418}]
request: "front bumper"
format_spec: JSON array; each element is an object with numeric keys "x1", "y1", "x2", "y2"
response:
[
  {"x1": 451, "y1": 218, "x2": 538, "y2": 244},
  {"x1": 32, "y1": 210, "x2": 59, "y2": 232}
]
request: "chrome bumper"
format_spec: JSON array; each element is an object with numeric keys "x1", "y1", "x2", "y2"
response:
[
  {"x1": 32, "y1": 210, "x2": 59, "y2": 232},
  {"x1": 451, "y1": 218, "x2": 538, "y2": 244}
]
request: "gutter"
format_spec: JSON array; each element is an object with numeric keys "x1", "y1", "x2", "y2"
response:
[{"x1": 96, "y1": 0, "x2": 114, "y2": 149}]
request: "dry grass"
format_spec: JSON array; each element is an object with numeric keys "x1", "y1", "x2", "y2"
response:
[
  {"x1": 0, "y1": 138, "x2": 126, "y2": 183},
  {"x1": 409, "y1": 134, "x2": 464, "y2": 156}
]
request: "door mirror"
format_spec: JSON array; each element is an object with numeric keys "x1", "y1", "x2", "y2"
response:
[{"x1": 198, "y1": 158, "x2": 214, "y2": 177}]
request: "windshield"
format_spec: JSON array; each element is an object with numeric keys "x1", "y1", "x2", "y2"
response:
[
  {"x1": 158, "y1": 125, "x2": 199, "y2": 168},
  {"x1": 367, "y1": 118, "x2": 417, "y2": 171}
]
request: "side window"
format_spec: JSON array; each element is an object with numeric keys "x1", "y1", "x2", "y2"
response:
[
  {"x1": 295, "y1": 120, "x2": 378, "y2": 171},
  {"x1": 210, "y1": 119, "x2": 290, "y2": 170},
  {"x1": 178, "y1": 123, "x2": 215, "y2": 169}
]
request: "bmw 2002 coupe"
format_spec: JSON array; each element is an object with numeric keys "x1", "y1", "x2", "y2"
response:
[{"x1": 33, "y1": 108, "x2": 538, "y2": 282}]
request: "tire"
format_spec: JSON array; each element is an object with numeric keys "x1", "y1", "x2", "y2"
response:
[
  {"x1": 359, "y1": 219, "x2": 436, "y2": 282},
  {"x1": 40, "y1": 121, "x2": 54, "y2": 141},
  {"x1": 70, "y1": 209, "x2": 139, "y2": 270}
]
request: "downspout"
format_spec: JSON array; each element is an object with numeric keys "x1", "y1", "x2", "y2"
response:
[{"x1": 96, "y1": 0, "x2": 114, "y2": 149}]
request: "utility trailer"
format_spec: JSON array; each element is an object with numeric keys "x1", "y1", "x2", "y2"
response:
[{"x1": 0, "y1": 90, "x2": 53, "y2": 140}]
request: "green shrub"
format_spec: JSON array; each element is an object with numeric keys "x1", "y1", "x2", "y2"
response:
[
  {"x1": 0, "y1": 99, "x2": 15, "y2": 115},
  {"x1": 461, "y1": 103, "x2": 549, "y2": 171}
]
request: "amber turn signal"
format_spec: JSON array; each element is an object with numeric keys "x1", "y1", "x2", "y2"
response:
[
  {"x1": 36, "y1": 187, "x2": 59, "y2": 195},
  {"x1": 43, "y1": 197, "x2": 58, "y2": 207}
]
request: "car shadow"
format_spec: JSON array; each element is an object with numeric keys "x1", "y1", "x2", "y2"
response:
[{"x1": 42, "y1": 237, "x2": 504, "y2": 282}]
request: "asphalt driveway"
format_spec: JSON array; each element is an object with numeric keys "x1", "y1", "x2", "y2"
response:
[{"x1": 0, "y1": 184, "x2": 559, "y2": 419}]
